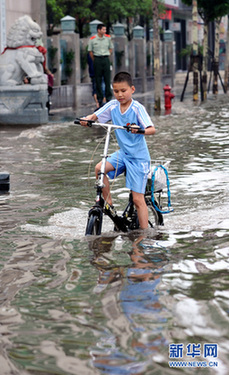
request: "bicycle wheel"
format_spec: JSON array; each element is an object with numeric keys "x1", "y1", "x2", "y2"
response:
[
  {"x1": 145, "y1": 197, "x2": 164, "y2": 227},
  {"x1": 85, "y1": 213, "x2": 102, "y2": 235}
]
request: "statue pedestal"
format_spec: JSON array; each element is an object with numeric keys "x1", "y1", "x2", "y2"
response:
[{"x1": 0, "y1": 84, "x2": 48, "y2": 125}]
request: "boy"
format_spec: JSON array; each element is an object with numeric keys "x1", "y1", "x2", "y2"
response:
[{"x1": 80, "y1": 71, "x2": 155, "y2": 229}]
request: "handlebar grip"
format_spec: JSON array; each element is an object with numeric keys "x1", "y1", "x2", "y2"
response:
[
  {"x1": 127, "y1": 123, "x2": 145, "y2": 134},
  {"x1": 74, "y1": 118, "x2": 93, "y2": 127},
  {"x1": 137, "y1": 129, "x2": 145, "y2": 134}
]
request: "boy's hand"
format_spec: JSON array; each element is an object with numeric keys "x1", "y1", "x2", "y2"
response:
[
  {"x1": 78, "y1": 114, "x2": 97, "y2": 127},
  {"x1": 130, "y1": 124, "x2": 144, "y2": 134},
  {"x1": 130, "y1": 124, "x2": 139, "y2": 133},
  {"x1": 80, "y1": 117, "x2": 90, "y2": 127}
]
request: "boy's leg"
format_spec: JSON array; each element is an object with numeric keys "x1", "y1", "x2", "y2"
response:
[
  {"x1": 124, "y1": 158, "x2": 150, "y2": 229},
  {"x1": 95, "y1": 161, "x2": 114, "y2": 205},
  {"x1": 132, "y1": 191, "x2": 148, "y2": 229}
]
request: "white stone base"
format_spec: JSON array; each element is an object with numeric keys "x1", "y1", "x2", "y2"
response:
[{"x1": 0, "y1": 84, "x2": 48, "y2": 125}]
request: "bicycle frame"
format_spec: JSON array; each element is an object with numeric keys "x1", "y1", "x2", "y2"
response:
[
  {"x1": 74, "y1": 118, "x2": 163, "y2": 235},
  {"x1": 86, "y1": 124, "x2": 131, "y2": 233}
]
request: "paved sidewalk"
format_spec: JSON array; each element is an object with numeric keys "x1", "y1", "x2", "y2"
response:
[{"x1": 49, "y1": 71, "x2": 228, "y2": 121}]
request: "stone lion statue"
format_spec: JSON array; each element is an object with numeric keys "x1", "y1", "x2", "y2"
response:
[{"x1": 0, "y1": 15, "x2": 47, "y2": 86}]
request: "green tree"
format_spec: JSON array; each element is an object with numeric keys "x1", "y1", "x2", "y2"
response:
[
  {"x1": 47, "y1": 0, "x2": 93, "y2": 37},
  {"x1": 47, "y1": 0, "x2": 162, "y2": 38},
  {"x1": 47, "y1": 0, "x2": 65, "y2": 35},
  {"x1": 90, "y1": 0, "x2": 154, "y2": 38},
  {"x1": 59, "y1": 0, "x2": 93, "y2": 37}
]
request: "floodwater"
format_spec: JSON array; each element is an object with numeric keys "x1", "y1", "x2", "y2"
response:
[{"x1": 0, "y1": 94, "x2": 229, "y2": 375}]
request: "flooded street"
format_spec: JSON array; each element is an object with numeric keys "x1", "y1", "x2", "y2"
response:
[{"x1": 0, "y1": 94, "x2": 229, "y2": 375}]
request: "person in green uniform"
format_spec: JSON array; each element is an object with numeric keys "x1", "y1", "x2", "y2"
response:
[{"x1": 88, "y1": 23, "x2": 113, "y2": 107}]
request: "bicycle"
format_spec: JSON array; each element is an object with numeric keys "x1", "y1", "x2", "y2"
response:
[{"x1": 74, "y1": 118, "x2": 172, "y2": 235}]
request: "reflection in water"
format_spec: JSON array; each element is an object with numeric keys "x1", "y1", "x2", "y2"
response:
[
  {"x1": 88, "y1": 234, "x2": 170, "y2": 374},
  {"x1": 0, "y1": 96, "x2": 229, "y2": 374}
]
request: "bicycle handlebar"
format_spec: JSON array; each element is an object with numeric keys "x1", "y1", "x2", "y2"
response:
[
  {"x1": 74, "y1": 118, "x2": 145, "y2": 134},
  {"x1": 74, "y1": 118, "x2": 94, "y2": 127}
]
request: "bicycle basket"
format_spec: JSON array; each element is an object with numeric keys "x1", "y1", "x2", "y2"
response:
[
  {"x1": 146, "y1": 160, "x2": 170, "y2": 194},
  {"x1": 147, "y1": 161, "x2": 173, "y2": 214}
]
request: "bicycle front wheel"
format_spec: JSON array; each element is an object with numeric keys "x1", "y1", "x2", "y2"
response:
[{"x1": 85, "y1": 213, "x2": 103, "y2": 235}]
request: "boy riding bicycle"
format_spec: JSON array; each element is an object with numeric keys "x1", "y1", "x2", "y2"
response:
[{"x1": 80, "y1": 71, "x2": 155, "y2": 229}]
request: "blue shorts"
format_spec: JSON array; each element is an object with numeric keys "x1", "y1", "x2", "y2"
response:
[{"x1": 107, "y1": 150, "x2": 150, "y2": 194}]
